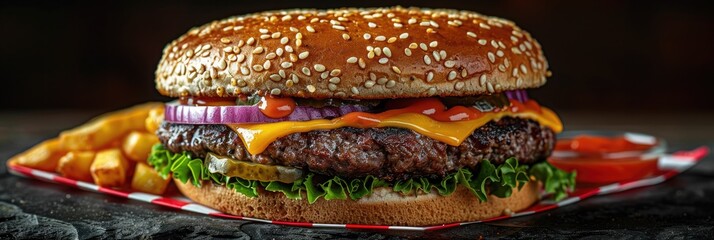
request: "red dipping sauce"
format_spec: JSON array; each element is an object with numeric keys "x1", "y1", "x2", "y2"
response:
[{"x1": 548, "y1": 132, "x2": 665, "y2": 184}]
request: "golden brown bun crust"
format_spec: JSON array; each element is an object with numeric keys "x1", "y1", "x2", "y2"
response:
[
  {"x1": 175, "y1": 179, "x2": 539, "y2": 226},
  {"x1": 156, "y1": 7, "x2": 550, "y2": 99}
]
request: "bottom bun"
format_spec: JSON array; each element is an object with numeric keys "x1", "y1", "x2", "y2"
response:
[{"x1": 175, "y1": 179, "x2": 539, "y2": 226}]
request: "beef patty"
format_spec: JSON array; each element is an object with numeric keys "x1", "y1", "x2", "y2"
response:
[{"x1": 157, "y1": 117, "x2": 555, "y2": 181}]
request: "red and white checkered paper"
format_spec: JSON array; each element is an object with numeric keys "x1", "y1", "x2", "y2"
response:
[{"x1": 7, "y1": 147, "x2": 708, "y2": 231}]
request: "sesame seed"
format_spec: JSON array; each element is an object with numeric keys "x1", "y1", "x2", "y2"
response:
[
  {"x1": 301, "y1": 67, "x2": 311, "y2": 76},
  {"x1": 524, "y1": 41, "x2": 533, "y2": 50},
  {"x1": 321, "y1": 71, "x2": 329, "y2": 79},
  {"x1": 266, "y1": 53, "x2": 277, "y2": 60},
  {"x1": 263, "y1": 60, "x2": 271, "y2": 70},
  {"x1": 378, "y1": 58, "x2": 388, "y2": 64},
  {"x1": 368, "y1": 22, "x2": 377, "y2": 28},
  {"x1": 487, "y1": 52, "x2": 495, "y2": 63},
  {"x1": 512, "y1": 30, "x2": 523, "y2": 37},
  {"x1": 223, "y1": 46, "x2": 233, "y2": 53},
  {"x1": 290, "y1": 26, "x2": 299, "y2": 32},
  {"x1": 408, "y1": 18, "x2": 417, "y2": 24},
  {"x1": 512, "y1": 67, "x2": 519, "y2": 77},
  {"x1": 487, "y1": 82, "x2": 495, "y2": 93},
  {"x1": 252, "y1": 64, "x2": 264, "y2": 72},
  {"x1": 429, "y1": 41, "x2": 438, "y2": 48},
  {"x1": 298, "y1": 51, "x2": 309, "y2": 59},
  {"x1": 445, "y1": 60, "x2": 456, "y2": 68},
  {"x1": 363, "y1": 33, "x2": 371, "y2": 40},
  {"x1": 342, "y1": 33, "x2": 350, "y2": 40},
  {"x1": 347, "y1": 57, "x2": 358, "y2": 63},
  {"x1": 330, "y1": 69, "x2": 342, "y2": 76},
  {"x1": 510, "y1": 36, "x2": 519, "y2": 43},
  {"x1": 520, "y1": 64, "x2": 528, "y2": 74},
  {"x1": 241, "y1": 66, "x2": 250, "y2": 75},
  {"x1": 478, "y1": 39, "x2": 487, "y2": 45},
  {"x1": 409, "y1": 43, "x2": 418, "y2": 49},
  {"x1": 432, "y1": 51, "x2": 440, "y2": 62},
  {"x1": 365, "y1": 81, "x2": 375, "y2": 88},
  {"x1": 306, "y1": 26, "x2": 315, "y2": 33},
  {"x1": 252, "y1": 47, "x2": 264, "y2": 54},
  {"x1": 440, "y1": 50, "x2": 447, "y2": 59},
  {"x1": 496, "y1": 50, "x2": 504, "y2": 57},
  {"x1": 394, "y1": 23, "x2": 403, "y2": 28},
  {"x1": 247, "y1": 37, "x2": 255, "y2": 46},
  {"x1": 467, "y1": 32, "x2": 477, "y2": 38},
  {"x1": 236, "y1": 54, "x2": 245, "y2": 63},
  {"x1": 358, "y1": 58, "x2": 366, "y2": 69},
  {"x1": 296, "y1": 39, "x2": 302, "y2": 47},
  {"x1": 448, "y1": 71, "x2": 457, "y2": 80},
  {"x1": 455, "y1": 82, "x2": 465, "y2": 90},
  {"x1": 479, "y1": 22, "x2": 491, "y2": 29},
  {"x1": 329, "y1": 77, "x2": 341, "y2": 84},
  {"x1": 428, "y1": 87, "x2": 437, "y2": 95},
  {"x1": 423, "y1": 55, "x2": 432, "y2": 65},
  {"x1": 388, "y1": 37, "x2": 397, "y2": 43},
  {"x1": 296, "y1": 33, "x2": 303, "y2": 39},
  {"x1": 419, "y1": 21, "x2": 430, "y2": 27},
  {"x1": 269, "y1": 74, "x2": 282, "y2": 81},
  {"x1": 392, "y1": 66, "x2": 401, "y2": 74},
  {"x1": 285, "y1": 79, "x2": 294, "y2": 87},
  {"x1": 307, "y1": 85, "x2": 316, "y2": 92},
  {"x1": 271, "y1": 32, "x2": 281, "y2": 39},
  {"x1": 260, "y1": 34, "x2": 270, "y2": 40},
  {"x1": 369, "y1": 72, "x2": 377, "y2": 81},
  {"x1": 276, "y1": 48, "x2": 284, "y2": 56},
  {"x1": 426, "y1": 71, "x2": 434, "y2": 82},
  {"x1": 419, "y1": 43, "x2": 427, "y2": 51},
  {"x1": 404, "y1": 48, "x2": 412, "y2": 56},
  {"x1": 280, "y1": 37, "x2": 289, "y2": 45},
  {"x1": 214, "y1": 60, "x2": 227, "y2": 70},
  {"x1": 375, "y1": 36, "x2": 386, "y2": 41},
  {"x1": 328, "y1": 83, "x2": 337, "y2": 91},
  {"x1": 479, "y1": 75, "x2": 487, "y2": 86},
  {"x1": 383, "y1": 47, "x2": 392, "y2": 57},
  {"x1": 220, "y1": 37, "x2": 231, "y2": 44},
  {"x1": 291, "y1": 74, "x2": 299, "y2": 83},
  {"x1": 430, "y1": 20, "x2": 439, "y2": 28},
  {"x1": 270, "y1": 88, "x2": 281, "y2": 95},
  {"x1": 498, "y1": 41, "x2": 506, "y2": 49},
  {"x1": 399, "y1": 33, "x2": 409, "y2": 39},
  {"x1": 427, "y1": 28, "x2": 436, "y2": 33},
  {"x1": 259, "y1": 28, "x2": 269, "y2": 34},
  {"x1": 314, "y1": 64, "x2": 326, "y2": 72},
  {"x1": 337, "y1": 17, "x2": 348, "y2": 21},
  {"x1": 279, "y1": 69, "x2": 286, "y2": 78},
  {"x1": 491, "y1": 40, "x2": 499, "y2": 49},
  {"x1": 511, "y1": 47, "x2": 522, "y2": 54},
  {"x1": 498, "y1": 64, "x2": 506, "y2": 72},
  {"x1": 367, "y1": 51, "x2": 375, "y2": 59},
  {"x1": 332, "y1": 25, "x2": 346, "y2": 30},
  {"x1": 285, "y1": 45, "x2": 293, "y2": 53},
  {"x1": 386, "y1": 80, "x2": 396, "y2": 88},
  {"x1": 281, "y1": 62, "x2": 293, "y2": 68},
  {"x1": 351, "y1": 87, "x2": 360, "y2": 94}
]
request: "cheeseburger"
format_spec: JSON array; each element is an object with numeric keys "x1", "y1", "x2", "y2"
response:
[{"x1": 149, "y1": 7, "x2": 575, "y2": 226}]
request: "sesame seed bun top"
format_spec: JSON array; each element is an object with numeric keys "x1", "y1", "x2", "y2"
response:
[{"x1": 155, "y1": 6, "x2": 551, "y2": 99}]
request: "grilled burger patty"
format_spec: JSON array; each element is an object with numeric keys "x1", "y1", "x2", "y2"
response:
[{"x1": 157, "y1": 117, "x2": 555, "y2": 181}]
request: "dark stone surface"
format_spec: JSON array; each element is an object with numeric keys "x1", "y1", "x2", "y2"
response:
[{"x1": 1, "y1": 111, "x2": 713, "y2": 239}]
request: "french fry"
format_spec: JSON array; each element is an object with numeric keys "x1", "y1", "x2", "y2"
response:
[
  {"x1": 59, "y1": 102, "x2": 163, "y2": 150},
  {"x1": 90, "y1": 149, "x2": 129, "y2": 187},
  {"x1": 122, "y1": 131, "x2": 159, "y2": 162},
  {"x1": 145, "y1": 105, "x2": 164, "y2": 133},
  {"x1": 9, "y1": 138, "x2": 65, "y2": 172},
  {"x1": 131, "y1": 162, "x2": 170, "y2": 195},
  {"x1": 56, "y1": 151, "x2": 95, "y2": 182}
]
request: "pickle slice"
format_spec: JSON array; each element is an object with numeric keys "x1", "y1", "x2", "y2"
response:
[{"x1": 205, "y1": 153, "x2": 303, "y2": 183}]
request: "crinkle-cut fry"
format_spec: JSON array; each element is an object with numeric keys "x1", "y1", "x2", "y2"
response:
[
  {"x1": 56, "y1": 151, "x2": 95, "y2": 182},
  {"x1": 90, "y1": 148, "x2": 129, "y2": 187},
  {"x1": 122, "y1": 131, "x2": 159, "y2": 162},
  {"x1": 9, "y1": 138, "x2": 65, "y2": 172},
  {"x1": 59, "y1": 102, "x2": 163, "y2": 150},
  {"x1": 131, "y1": 162, "x2": 170, "y2": 195}
]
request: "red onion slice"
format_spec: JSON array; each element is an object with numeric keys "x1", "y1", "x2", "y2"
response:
[
  {"x1": 505, "y1": 90, "x2": 529, "y2": 102},
  {"x1": 164, "y1": 103, "x2": 372, "y2": 124}
]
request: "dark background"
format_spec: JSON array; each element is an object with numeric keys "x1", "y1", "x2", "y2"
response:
[{"x1": 1, "y1": 0, "x2": 713, "y2": 113}]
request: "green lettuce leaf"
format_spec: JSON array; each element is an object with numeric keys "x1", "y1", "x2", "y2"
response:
[{"x1": 148, "y1": 144, "x2": 576, "y2": 203}]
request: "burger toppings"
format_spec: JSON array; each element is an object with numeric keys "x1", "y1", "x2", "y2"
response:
[
  {"x1": 164, "y1": 102, "x2": 372, "y2": 124},
  {"x1": 158, "y1": 117, "x2": 555, "y2": 181},
  {"x1": 149, "y1": 144, "x2": 575, "y2": 203}
]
